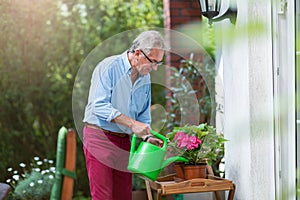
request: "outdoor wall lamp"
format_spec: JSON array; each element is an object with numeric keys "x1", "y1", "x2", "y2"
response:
[{"x1": 198, "y1": 0, "x2": 237, "y2": 25}]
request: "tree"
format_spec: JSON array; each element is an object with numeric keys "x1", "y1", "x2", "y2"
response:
[{"x1": 0, "y1": 0, "x2": 163, "y2": 197}]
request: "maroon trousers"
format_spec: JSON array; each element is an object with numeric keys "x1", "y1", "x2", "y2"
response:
[{"x1": 83, "y1": 126, "x2": 132, "y2": 200}]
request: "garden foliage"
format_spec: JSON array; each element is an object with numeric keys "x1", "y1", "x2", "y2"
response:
[{"x1": 0, "y1": 0, "x2": 163, "y2": 197}]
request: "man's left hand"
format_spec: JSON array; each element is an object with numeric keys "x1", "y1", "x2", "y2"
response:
[{"x1": 147, "y1": 136, "x2": 163, "y2": 146}]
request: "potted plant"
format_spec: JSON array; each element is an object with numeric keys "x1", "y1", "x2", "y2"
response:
[{"x1": 167, "y1": 123, "x2": 227, "y2": 179}]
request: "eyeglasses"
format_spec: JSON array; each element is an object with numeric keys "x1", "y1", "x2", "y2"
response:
[{"x1": 140, "y1": 50, "x2": 163, "y2": 66}]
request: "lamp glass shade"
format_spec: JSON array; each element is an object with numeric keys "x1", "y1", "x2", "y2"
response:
[{"x1": 199, "y1": 0, "x2": 221, "y2": 19}]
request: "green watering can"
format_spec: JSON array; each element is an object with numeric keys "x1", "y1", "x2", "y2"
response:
[{"x1": 127, "y1": 130, "x2": 188, "y2": 181}]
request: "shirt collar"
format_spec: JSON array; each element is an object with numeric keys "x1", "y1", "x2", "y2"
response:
[
  {"x1": 122, "y1": 51, "x2": 132, "y2": 73},
  {"x1": 122, "y1": 50, "x2": 146, "y2": 79}
]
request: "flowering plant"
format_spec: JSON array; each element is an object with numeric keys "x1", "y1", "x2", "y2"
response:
[{"x1": 167, "y1": 123, "x2": 227, "y2": 165}]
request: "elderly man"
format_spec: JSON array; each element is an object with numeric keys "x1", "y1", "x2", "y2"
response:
[{"x1": 83, "y1": 30, "x2": 165, "y2": 200}]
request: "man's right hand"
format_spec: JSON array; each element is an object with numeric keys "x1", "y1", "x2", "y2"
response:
[
  {"x1": 112, "y1": 114, "x2": 151, "y2": 137},
  {"x1": 130, "y1": 120, "x2": 151, "y2": 137}
]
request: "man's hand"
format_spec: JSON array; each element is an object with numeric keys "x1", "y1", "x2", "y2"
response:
[
  {"x1": 130, "y1": 120, "x2": 151, "y2": 137},
  {"x1": 146, "y1": 136, "x2": 163, "y2": 146},
  {"x1": 112, "y1": 114, "x2": 151, "y2": 137},
  {"x1": 142, "y1": 134, "x2": 163, "y2": 146},
  {"x1": 112, "y1": 114, "x2": 163, "y2": 145}
]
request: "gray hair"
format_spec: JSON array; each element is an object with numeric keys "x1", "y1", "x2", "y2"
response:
[{"x1": 128, "y1": 30, "x2": 166, "y2": 54}]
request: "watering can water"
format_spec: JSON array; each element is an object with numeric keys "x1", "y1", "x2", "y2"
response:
[{"x1": 127, "y1": 130, "x2": 188, "y2": 181}]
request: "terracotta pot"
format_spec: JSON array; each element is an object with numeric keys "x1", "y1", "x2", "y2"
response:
[
  {"x1": 174, "y1": 163, "x2": 185, "y2": 179},
  {"x1": 175, "y1": 163, "x2": 207, "y2": 180}
]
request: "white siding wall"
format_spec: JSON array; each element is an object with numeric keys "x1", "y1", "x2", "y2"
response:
[
  {"x1": 222, "y1": 0, "x2": 276, "y2": 199},
  {"x1": 272, "y1": 0, "x2": 296, "y2": 199}
]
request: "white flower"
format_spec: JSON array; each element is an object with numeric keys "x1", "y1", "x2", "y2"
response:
[
  {"x1": 48, "y1": 160, "x2": 54, "y2": 164},
  {"x1": 19, "y1": 163, "x2": 26, "y2": 168},
  {"x1": 12, "y1": 175, "x2": 19, "y2": 181},
  {"x1": 29, "y1": 182, "x2": 35, "y2": 187},
  {"x1": 34, "y1": 157, "x2": 40, "y2": 161},
  {"x1": 33, "y1": 168, "x2": 41, "y2": 172},
  {"x1": 49, "y1": 175, "x2": 54, "y2": 179},
  {"x1": 37, "y1": 161, "x2": 43, "y2": 166},
  {"x1": 50, "y1": 167, "x2": 56, "y2": 172},
  {"x1": 38, "y1": 180, "x2": 43, "y2": 184},
  {"x1": 7, "y1": 168, "x2": 13, "y2": 172}
]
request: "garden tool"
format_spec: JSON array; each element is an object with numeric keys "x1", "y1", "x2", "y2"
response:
[{"x1": 128, "y1": 130, "x2": 188, "y2": 181}]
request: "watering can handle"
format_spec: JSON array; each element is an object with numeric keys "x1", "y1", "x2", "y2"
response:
[
  {"x1": 150, "y1": 130, "x2": 168, "y2": 149},
  {"x1": 130, "y1": 130, "x2": 167, "y2": 152},
  {"x1": 129, "y1": 133, "x2": 137, "y2": 160}
]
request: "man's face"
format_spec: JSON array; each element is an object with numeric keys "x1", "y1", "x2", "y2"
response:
[{"x1": 135, "y1": 48, "x2": 164, "y2": 76}]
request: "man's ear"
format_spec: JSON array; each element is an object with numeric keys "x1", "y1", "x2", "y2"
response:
[{"x1": 134, "y1": 49, "x2": 140, "y2": 56}]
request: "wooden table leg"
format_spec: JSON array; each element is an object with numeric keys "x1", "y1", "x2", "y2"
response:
[
  {"x1": 145, "y1": 180, "x2": 153, "y2": 200},
  {"x1": 227, "y1": 184, "x2": 236, "y2": 200},
  {"x1": 214, "y1": 191, "x2": 222, "y2": 200},
  {"x1": 156, "y1": 189, "x2": 162, "y2": 200}
]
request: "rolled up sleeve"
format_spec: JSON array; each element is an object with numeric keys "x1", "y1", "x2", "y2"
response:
[{"x1": 90, "y1": 62, "x2": 121, "y2": 122}]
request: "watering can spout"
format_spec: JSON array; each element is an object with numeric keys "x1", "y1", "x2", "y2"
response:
[{"x1": 162, "y1": 156, "x2": 188, "y2": 169}]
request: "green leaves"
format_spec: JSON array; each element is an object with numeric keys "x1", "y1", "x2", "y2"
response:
[
  {"x1": 0, "y1": 0, "x2": 163, "y2": 196},
  {"x1": 167, "y1": 124, "x2": 227, "y2": 165}
]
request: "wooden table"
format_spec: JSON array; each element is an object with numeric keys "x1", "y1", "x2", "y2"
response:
[{"x1": 145, "y1": 174, "x2": 236, "y2": 200}]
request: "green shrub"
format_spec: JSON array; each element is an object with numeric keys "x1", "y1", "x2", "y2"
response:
[
  {"x1": 0, "y1": 0, "x2": 163, "y2": 197},
  {"x1": 6, "y1": 157, "x2": 55, "y2": 200},
  {"x1": 13, "y1": 171, "x2": 54, "y2": 200}
]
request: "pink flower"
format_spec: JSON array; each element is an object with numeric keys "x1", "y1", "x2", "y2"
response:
[
  {"x1": 173, "y1": 132, "x2": 202, "y2": 150},
  {"x1": 190, "y1": 135, "x2": 201, "y2": 144},
  {"x1": 173, "y1": 132, "x2": 186, "y2": 141},
  {"x1": 174, "y1": 132, "x2": 190, "y2": 148},
  {"x1": 187, "y1": 136, "x2": 201, "y2": 150},
  {"x1": 177, "y1": 134, "x2": 190, "y2": 148}
]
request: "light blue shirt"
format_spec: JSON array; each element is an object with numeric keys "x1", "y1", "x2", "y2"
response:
[{"x1": 83, "y1": 51, "x2": 151, "y2": 134}]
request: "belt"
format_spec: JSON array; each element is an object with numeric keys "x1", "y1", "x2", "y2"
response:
[{"x1": 84, "y1": 123, "x2": 128, "y2": 138}]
